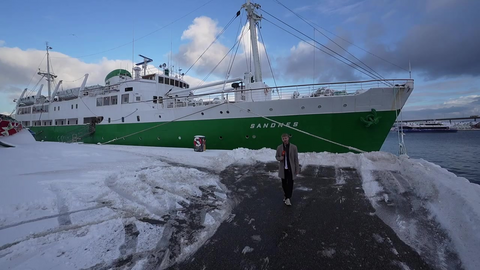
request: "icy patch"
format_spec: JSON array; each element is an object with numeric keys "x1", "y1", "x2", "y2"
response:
[
  {"x1": 242, "y1": 246, "x2": 254, "y2": 254},
  {"x1": 251, "y1": 235, "x2": 262, "y2": 242},
  {"x1": 321, "y1": 248, "x2": 336, "y2": 258},
  {"x1": 372, "y1": 233, "x2": 384, "y2": 243},
  {"x1": 296, "y1": 186, "x2": 312, "y2": 191}
]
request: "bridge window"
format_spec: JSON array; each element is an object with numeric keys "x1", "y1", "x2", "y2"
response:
[
  {"x1": 175, "y1": 80, "x2": 179, "y2": 87},
  {"x1": 159, "y1": 77, "x2": 164, "y2": 84},
  {"x1": 97, "y1": 97, "x2": 103, "y2": 106},
  {"x1": 111, "y1": 95, "x2": 118, "y2": 105},
  {"x1": 165, "y1": 78, "x2": 169, "y2": 85},
  {"x1": 121, "y1": 94, "x2": 129, "y2": 104},
  {"x1": 125, "y1": 87, "x2": 133, "y2": 92},
  {"x1": 153, "y1": 96, "x2": 158, "y2": 103},
  {"x1": 170, "y1": 79, "x2": 174, "y2": 86},
  {"x1": 104, "y1": 96, "x2": 110, "y2": 106}
]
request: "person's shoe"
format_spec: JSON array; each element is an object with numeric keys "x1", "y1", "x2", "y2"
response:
[{"x1": 285, "y1": 198, "x2": 292, "y2": 206}]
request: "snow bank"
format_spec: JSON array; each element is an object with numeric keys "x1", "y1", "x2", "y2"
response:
[
  {"x1": 357, "y1": 153, "x2": 480, "y2": 270},
  {"x1": 0, "y1": 142, "x2": 230, "y2": 269},
  {"x1": 0, "y1": 128, "x2": 36, "y2": 147},
  {"x1": 1, "y1": 142, "x2": 479, "y2": 269}
]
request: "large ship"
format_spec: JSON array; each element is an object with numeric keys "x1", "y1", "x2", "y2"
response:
[
  {"x1": 396, "y1": 122, "x2": 458, "y2": 133},
  {"x1": 13, "y1": 1, "x2": 413, "y2": 153}
]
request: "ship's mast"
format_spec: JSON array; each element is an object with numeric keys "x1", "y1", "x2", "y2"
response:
[
  {"x1": 243, "y1": 0, "x2": 262, "y2": 83},
  {"x1": 37, "y1": 42, "x2": 56, "y2": 100}
]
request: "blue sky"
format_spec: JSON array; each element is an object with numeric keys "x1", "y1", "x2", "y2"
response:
[{"x1": 1, "y1": 0, "x2": 479, "y2": 120}]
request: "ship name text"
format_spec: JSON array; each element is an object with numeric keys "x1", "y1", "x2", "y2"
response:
[{"x1": 250, "y1": 122, "x2": 298, "y2": 129}]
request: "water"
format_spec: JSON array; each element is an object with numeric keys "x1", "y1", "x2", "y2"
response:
[{"x1": 381, "y1": 131, "x2": 480, "y2": 184}]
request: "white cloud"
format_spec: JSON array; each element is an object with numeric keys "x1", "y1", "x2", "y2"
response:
[
  {"x1": 176, "y1": 16, "x2": 230, "y2": 76},
  {"x1": 173, "y1": 16, "x2": 270, "y2": 81},
  {"x1": 0, "y1": 46, "x2": 136, "y2": 113},
  {"x1": 0, "y1": 45, "x2": 213, "y2": 113},
  {"x1": 317, "y1": 0, "x2": 364, "y2": 15},
  {"x1": 443, "y1": 95, "x2": 480, "y2": 106}
]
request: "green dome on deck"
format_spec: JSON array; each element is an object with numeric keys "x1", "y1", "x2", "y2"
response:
[{"x1": 105, "y1": 69, "x2": 132, "y2": 83}]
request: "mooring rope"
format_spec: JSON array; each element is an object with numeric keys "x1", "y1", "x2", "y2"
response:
[
  {"x1": 101, "y1": 102, "x2": 225, "y2": 145},
  {"x1": 230, "y1": 103, "x2": 366, "y2": 153}
]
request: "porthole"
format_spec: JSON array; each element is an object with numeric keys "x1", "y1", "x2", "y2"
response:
[
  {"x1": 139, "y1": 137, "x2": 142, "y2": 140},
  {"x1": 219, "y1": 136, "x2": 223, "y2": 140},
  {"x1": 226, "y1": 111, "x2": 230, "y2": 114},
  {"x1": 101, "y1": 137, "x2": 104, "y2": 140},
  {"x1": 301, "y1": 106, "x2": 305, "y2": 109},
  {"x1": 201, "y1": 112, "x2": 204, "y2": 115},
  {"x1": 178, "y1": 136, "x2": 182, "y2": 140},
  {"x1": 252, "y1": 135, "x2": 256, "y2": 139},
  {"x1": 318, "y1": 105, "x2": 322, "y2": 108},
  {"x1": 343, "y1": 104, "x2": 347, "y2": 107},
  {"x1": 158, "y1": 115, "x2": 161, "y2": 118},
  {"x1": 269, "y1": 108, "x2": 273, "y2": 111},
  {"x1": 245, "y1": 135, "x2": 249, "y2": 139},
  {"x1": 220, "y1": 111, "x2": 223, "y2": 114},
  {"x1": 157, "y1": 137, "x2": 161, "y2": 140}
]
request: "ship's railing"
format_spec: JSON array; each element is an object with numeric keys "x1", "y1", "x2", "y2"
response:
[
  {"x1": 152, "y1": 79, "x2": 412, "y2": 110},
  {"x1": 183, "y1": 79, "x2": 413, "y2": 104}
]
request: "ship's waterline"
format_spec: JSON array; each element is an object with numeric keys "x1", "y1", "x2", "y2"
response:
[{"x1": 29, "y1": 110, "x2": 398, "y2": 153}]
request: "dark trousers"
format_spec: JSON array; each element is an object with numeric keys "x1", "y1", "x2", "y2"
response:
[{"x1": 282, "y1": 168, "x2": 294, "y2": 199}]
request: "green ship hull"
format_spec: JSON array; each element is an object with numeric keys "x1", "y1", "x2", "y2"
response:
[{"x1": 29, "y1": 110, "x2": 398, "y2": 153}]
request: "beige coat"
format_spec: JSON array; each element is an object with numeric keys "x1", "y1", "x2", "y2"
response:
[{"x1": 275, "y1": 144, "x2": 300, "y2": 179}]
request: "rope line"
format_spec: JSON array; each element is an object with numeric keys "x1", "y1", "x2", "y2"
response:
[
  {"x1": 229, "y1": 103, "x2": 366, "y2": 153},
  {"x1": 260, "y1": 13, "x2": 392, "y2": 86},
  {"x1": 51, "y1": 0, "x2": 217, "y2": 60},
  {"x1": 101, "y1": 102, "x2": 225, "y2": 145},
  {"x1": 273, "y1": 0, "x2": 408, "y2": 73},
  {"x1": 393, "y1": 87, "x2": 408, "y2": 156},
  {"x1": 184, "y1": 11, "x2": 240, "y2": 76},
  {"x1": 273, "y1": 1, "x2": 387, "y2": 83},
  {"x1": 258, "y1": 27, "x2": 279, "y2": 97},
  {"x1": 198, "y1": 25, "x2": 250, "y2": 85}
]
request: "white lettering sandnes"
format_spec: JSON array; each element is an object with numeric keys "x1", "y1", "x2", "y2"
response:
[{"x1": 250, "y1": 122, "x2": 298, "y2": 129}]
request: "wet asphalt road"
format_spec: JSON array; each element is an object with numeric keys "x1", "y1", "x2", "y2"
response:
[{"x1": 172, "y1": 162, "x2": 432, "y2": 270}]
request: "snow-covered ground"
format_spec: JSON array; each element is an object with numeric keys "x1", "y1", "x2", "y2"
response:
[{"x1": 1, "y1": 142, "x2": 479, "y2": 269}]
